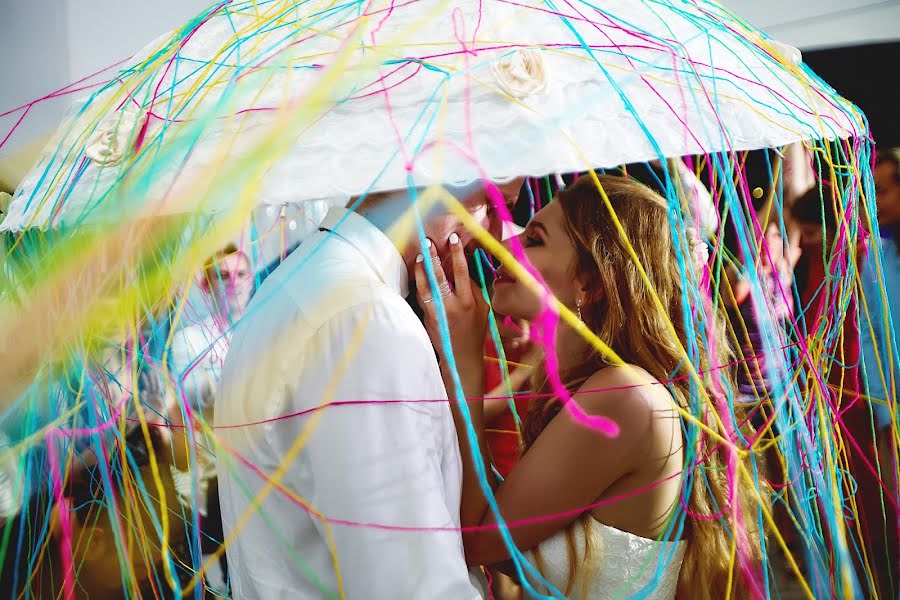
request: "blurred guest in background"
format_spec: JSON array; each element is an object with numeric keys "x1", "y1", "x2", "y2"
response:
[
  {"x1": 171, "y1": 243, "x2": 253, "y2": 417},
  {"x1": 201, "y1": 243, "x2": 253, "y2": 329},
  {"x1": 170, "y1": 243, "x2": 254, "y2": 586},
  {"x1": 793, "y1": 163, "x2": 899, "y2": 597},
  {"x1": 0, "y1": 426, "x2": 194, "y2": 600},
  {"x1": 859, "y1": 148, "x2": 900, "y2": 594},
  {"x1": 861, "y1": 148, "x2": 900, "y2": 430}
]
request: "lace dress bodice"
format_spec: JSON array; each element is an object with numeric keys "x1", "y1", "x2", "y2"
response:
[{"x1": 522, "y1": 519, "x2": 685, "y2": 599}]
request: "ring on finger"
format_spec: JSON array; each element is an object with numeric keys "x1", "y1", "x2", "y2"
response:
[{"x1": 420, "y1": 283, "x2": 451, "y2": 305}]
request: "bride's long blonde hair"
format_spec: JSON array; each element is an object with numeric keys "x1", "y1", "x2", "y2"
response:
[{"x1": 523, "y1": 175, "x2": 764, "y2": 599}]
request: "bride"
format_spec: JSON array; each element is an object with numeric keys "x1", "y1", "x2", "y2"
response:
[{"x1": 414, "y1": 174, "x2": 762, "y2": 599}]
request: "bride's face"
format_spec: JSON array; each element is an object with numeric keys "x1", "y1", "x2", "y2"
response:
[{"x1": 491, "y1": 200, "x2": 582, "y2": 321}]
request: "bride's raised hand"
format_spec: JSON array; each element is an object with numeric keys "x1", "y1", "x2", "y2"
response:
[{"x1": 414, "y1": 233, "x2": 489, "y2": 376}]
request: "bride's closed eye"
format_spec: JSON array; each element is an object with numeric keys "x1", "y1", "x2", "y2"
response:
[{"x1": 524, "y1": 235, "x2": 542, "y2": 247}]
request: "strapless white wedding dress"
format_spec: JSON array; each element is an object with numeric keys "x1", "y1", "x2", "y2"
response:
[{"x1": 522, "y1": 519, "x2": 686, "y2": 599}]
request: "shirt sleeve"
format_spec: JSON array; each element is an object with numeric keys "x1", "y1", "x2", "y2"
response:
[{"x1": 287, "y1": 299, "x2": 482, "y2": 600}]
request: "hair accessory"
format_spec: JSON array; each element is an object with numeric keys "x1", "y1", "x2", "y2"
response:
[
  {"x1": 421, "y1": 281, "x2": 452, "y2": 304},
  {"x1": 685, "y1": 225, "x2": 709, "y2": 273}
]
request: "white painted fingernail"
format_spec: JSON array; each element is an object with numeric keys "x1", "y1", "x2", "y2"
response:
[
  {"x1": 426, "y1": 238, "x2": 433, "y2": 248},
  {"x1": 416, "y1": 254, "x2": 424, "y2": 263},
  {"x1": 449, "y1": 232, "x2": 460, "y2": 244}
]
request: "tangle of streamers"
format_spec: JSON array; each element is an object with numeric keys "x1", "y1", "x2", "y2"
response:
[{"x1": 0, "y1": 1, "x2": 893, "y2": 599}]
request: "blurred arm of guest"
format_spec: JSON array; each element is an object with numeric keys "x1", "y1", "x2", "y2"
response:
[{"x1": 781, "y1": 141, "x2": 815, "y2": 270}]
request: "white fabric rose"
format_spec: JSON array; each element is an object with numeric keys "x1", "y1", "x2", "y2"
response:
[
  {"x1": 491, "y1": 48, "x2": 549, "y2": 99},
  {"x1": 84, "y1": 106, "x2": 146, "y2": 166}
]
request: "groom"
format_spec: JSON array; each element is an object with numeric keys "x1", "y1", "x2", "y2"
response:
[{"x1": 215, "y1": 178, "x2": 522, "y2": 599}]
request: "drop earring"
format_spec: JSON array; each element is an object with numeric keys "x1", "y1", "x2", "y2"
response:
[{"x1": 576, "y1": 300, "x2": 582, "y2": 321}]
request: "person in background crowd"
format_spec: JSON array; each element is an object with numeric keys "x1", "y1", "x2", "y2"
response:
[
  {"x1": 169, "y1": 243, "x2": 254, "y2": 586},
  {"x1": 728, "y1": 212, "x2": 801, "y2": 403},
  {"x1": 171, "y1": 243, "x2": 253, "y2": 417},
  {"x1": 3, "y1": 302, "x2": 195, "y2": 599},
  {"x1": 0, "y1": 425, "x2": 196, "y2": 600},
  {"x1": 721, "y1": 147, "x2": 808, "y2": 407},
  {"x1": 859, "y1": 148, "x2": 900, "y2": 594},
  {"x1": 717, "y1": 150, "x2": 806, "y2": 580},
  {"x1": 863, "y1": 149, "x2": 900, "y2": 432},
  {"x1": 793, "y1": 163, "x2": 899, "y2": 598},
  {"x1": 201, "y1": 243, "x2": 253, "y2": 329}
]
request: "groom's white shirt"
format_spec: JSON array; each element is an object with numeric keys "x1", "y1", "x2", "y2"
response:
[{"x1": 216, "y1": 207, "x2": 485, "y2": 599}]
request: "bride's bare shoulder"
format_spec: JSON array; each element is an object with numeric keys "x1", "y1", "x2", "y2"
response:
[{"x1": 573, "y1": 364, "x2": 675, "y2": 422}]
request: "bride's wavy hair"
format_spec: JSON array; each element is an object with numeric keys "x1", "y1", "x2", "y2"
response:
[{"x1": 523, "y1": 174, "x2": 764, "y2": 599}]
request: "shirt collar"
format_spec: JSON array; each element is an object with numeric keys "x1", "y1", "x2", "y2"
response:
[{"x1": 319, "y1": 207, "x2": 410, "y2": 298}]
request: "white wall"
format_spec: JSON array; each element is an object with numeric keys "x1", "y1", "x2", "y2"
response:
[
  {"x1": 62, "y1": 0, "x2": 212, "y2": 88},
  {"x1": 721, "y1": 0, "x2": 900, "y2": 50},
  {"x1": 0, "y1": 0, "x2": 70, "y2": 152},
  {"x1": 0, "y1": 0, "x2": 211, "y2": 156}
]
